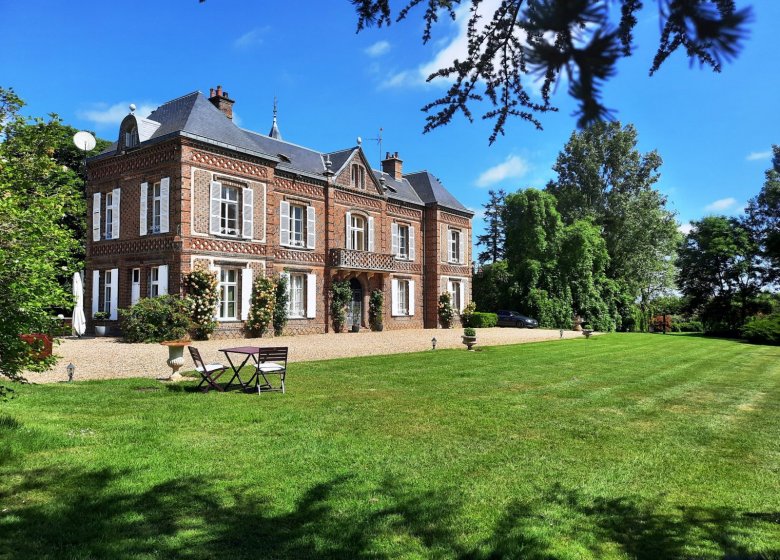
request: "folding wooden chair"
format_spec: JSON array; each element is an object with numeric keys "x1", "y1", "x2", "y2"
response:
[
  {"x1": 188, "y1": 346, "x2": 228, "y2": 393},
  {"x1": 249, "y1": 347, "x2": 288, "y2": 394}
]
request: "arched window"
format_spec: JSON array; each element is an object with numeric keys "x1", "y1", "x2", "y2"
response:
[
  {"x1": 351, "y1": 164, "x2": 365, "y2": 189},
  {"x1": 125, "y1": 126, "x2": 139, "y2": 148}
]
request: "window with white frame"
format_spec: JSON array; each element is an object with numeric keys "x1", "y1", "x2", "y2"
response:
[
  {"x1": 151, "y1": 182, "x2": 162, "y2": 233},
  {"x1": 289, "y1": 204, "x2": 305, "y2": 247},
  {"x1": 449, "y1": 229, "x2": 461, "y2": 263},
  {"x1": 350, "y1": 214, "x2": 367, "y2": 251},
  {"x1": 218, "y1": 269, "x2": 238, "y2": 320},
  {"x1": 103, "y1": 270, "x2": 113, "y2": 315},
  {"x1": 288, "y1": 273, "x2": 305, "y2": 318},
  {"x1": 149, "y1": 267, "x2": 161, "y2": 297},
  {"x1": 448, "y1": 280, "x2": 462, "y2": 312},
  {"x1": 104, "y1": 192, "x2": 114, "y2": 239},
  {"x1": 398, "y1": 225, "x2": 410, "y2": 259},
  {"x1": 397, "y1": 279, "x2": 409, "y2": 315},
  {"x1": 219, "y1": 185, "x2": 240, "y2": 236},
  {"x1": 351, "y1": 164, "x2": 365, "y2": 189}
]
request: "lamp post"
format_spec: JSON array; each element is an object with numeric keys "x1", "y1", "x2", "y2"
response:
[
  {"x1": 66, "y1": 363, "x2": 75, "y2": 382},
  {"x1": 431, "y1": 337, "x2": 437, "y2": 350}
]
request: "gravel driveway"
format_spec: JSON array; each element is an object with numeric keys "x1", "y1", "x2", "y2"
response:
[{"x1": 26, "y1": 327, "x2": 590, "y2": 384}]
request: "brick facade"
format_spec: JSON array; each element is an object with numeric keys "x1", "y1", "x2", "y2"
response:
[{"x1": 85, "y1": 93, "x2": 472, "y2": 338}]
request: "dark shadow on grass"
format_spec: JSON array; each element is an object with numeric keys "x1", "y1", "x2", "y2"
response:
[{"x1": 0, "y1": 469, "x2": 777, "y2": 560}]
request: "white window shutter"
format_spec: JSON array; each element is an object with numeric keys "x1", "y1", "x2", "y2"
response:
[
  {"x1": 442, "y1": 225, "x2": 448, "y2": 263},
  {"x1": 92, "y1": 270, "x2": 100, "y2": 317},
  {"x1": 306, "y1": 206, "x2": 316, "y2": 249},
  {"x1": 241, "y1": 268, "x2": 253, "y2": 320},
  {"x1": 210, "y1": 266, "x2": 221, "y2": 320},
  {"x1": 368, "y1": 216, "x2": 375, "y2": 252},
  {"x1": 159, "y1": 177, "x2": 170, "y2": 234},
  {"x1": 92, "y1": 193, "x2": 101, "y2": 241},
  {"x1": 241, "y1": 187, "x2": 254, "y2": 239},
  {"x1": 306, "y1": 273, "x2": 316, "y2": 318},
  {"x1": 345, "y1": 212, "x2": 352, "y2": 249},
  {"x1": 139, "y1": 182, "x2": 148, "y2": 236},
  {"x1": 391, "y1": 279, "x2": 399, "y2": 316},
  {"x1": 280, "y1": 201, "x2": 290, "y2": 246},
  {"x1": 409, "y1": 280, "x2": 415, "y2": 316},
  {"x1": 109, "y1": 268, "x2": 119, "y2": 320},
  {"x1": 158, "y1": 265, "x2": 169, "y2": 296},
  {"x1": 409, "y1": 226, "x2": 416, "y2": 261},
  {"x1": 391, "y1": 223, "x2": 399, "y2": 257},
  {"x1": 209, "y1": 181, "x2": 221, "y2": 235},
  {"x1": 460, "y1": 231, "x2": 466, "y2": 264},
  {"x1": 112, "y1": 188, "x2": 121, "y2": 239},
  {"x1": 460, "y1": 280, "x2": 467, "y2": 312}
]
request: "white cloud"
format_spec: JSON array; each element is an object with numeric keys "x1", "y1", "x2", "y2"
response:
[
  {"x1": 678, "y1": 223, "x2": 693, "y2": 235},
  {"x1": 746, "y1": 150, "x2": 772, "y2": 161},
  {"x1": 365, "y1": 40, "x2": 391, "y2": 57},
  {"x1": 467, "y1": 206, "x2": 486, "y2": 220},
  {"x1": 233, "y1": 27, "x2": 268, "y2": 49},
  {"x1": 78, "y1": 102, "x2": 158, "y2": 127},
  {"x1": 476, "y1": 155, "x2": 529, "y2": 187},
  {"x1": 704, "y1": 197, "x2": 738, "y2": 212}
]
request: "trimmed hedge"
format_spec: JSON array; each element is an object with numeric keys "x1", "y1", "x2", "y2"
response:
[
  {"x1": 120, "y1": 296, "x2": 192, "y2": 343},
  {"x1": 466, "y1": 312, "x2": 498, "y2": 328},
  {"x1": 741, "y1": 314, "x2": 780, "y2": 345},
  {"x1": 671, "y1": 321, "x2": 703, "y2": 333}
]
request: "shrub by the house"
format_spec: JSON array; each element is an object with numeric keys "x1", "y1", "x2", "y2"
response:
[
  {"x1": 182, "y1": 268, "x2": 218, "y2": 340},
  {"x1": 466, "y1": 312, "x2": 498, "y2": 328},
  {"x1": 120, "y1": 296, "x2": 192, "y2": 343},
  {"x1": 438, "y1": 292, "x2": 454, "y2": 329},
  {"x1": 273, "y1": 275, "x2": 288, "y2": 336},
  {"x1": 247, "y1": 276, "x2": 276, "y2": 337}
]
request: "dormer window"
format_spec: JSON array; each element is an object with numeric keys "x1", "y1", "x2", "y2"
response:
[
  {"x1": 125, "y1": 126, "x2": 139, "y2": 148},
  {"x1": 351, "y1": 164, "x2": 365, "y2": 189}
]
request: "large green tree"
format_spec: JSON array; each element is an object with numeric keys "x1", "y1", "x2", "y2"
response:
[
  {"x1": 746, "y1": 145, "x2": 780, "y2": 281},
  {"x1": 677, "y1": 216, "x2": 766, "y2": 334},
  {"x1": 475, "y1": 188, "x2": 506, "y2": 265},
  {"x1": 350, "y1": 1, "x2": 751, "y2": 143},
  {"x1": 0, "y1": 88, "x2": 105, "y2": 380},
  {"x1": 546, "y1": 122, "x2": 679, "y2": 321}
]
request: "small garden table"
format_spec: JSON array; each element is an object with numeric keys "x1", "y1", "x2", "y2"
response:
[{"x1": 220, "y1": 346, "x2": 264, "y2": 392}]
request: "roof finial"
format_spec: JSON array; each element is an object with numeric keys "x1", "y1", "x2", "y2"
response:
[{"x1": 269, "y1": 96, "x2": 282, "y2": 140}]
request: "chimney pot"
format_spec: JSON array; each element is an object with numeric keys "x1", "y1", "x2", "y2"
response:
[
  {"x1": 381, "y1": 150, "x2": 403, "y2": 181},
  {"x1": 208, "y1": 85, "x2": 235, "y2": 120}
]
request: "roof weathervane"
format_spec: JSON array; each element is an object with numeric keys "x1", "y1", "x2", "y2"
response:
[
  {"x1": 368, "y1": 127, "x2": 383, "y2": 167},
  {"x1": 269, "y1": 96, "x2": 282, "y2": 140}
]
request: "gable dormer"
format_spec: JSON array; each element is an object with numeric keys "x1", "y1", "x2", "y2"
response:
[
  {"x1": 332, "y1": 147, "x2": 385, "y2": 196},
  {"x1": 117, "y1": 109, "x2": 161, "y2": 153}
]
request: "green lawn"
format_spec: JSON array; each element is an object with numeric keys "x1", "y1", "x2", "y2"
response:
[{"x1": 1, "y1": 334, "x2": 779, "y2": 559}]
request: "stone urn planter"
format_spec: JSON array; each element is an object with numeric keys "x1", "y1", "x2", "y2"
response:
[
  {"x1": 462, "y1": 328, "x2": 477, "y2": 351},
  {"x1": 160, "y1": 340, "x2": 191, "y2": 381}
]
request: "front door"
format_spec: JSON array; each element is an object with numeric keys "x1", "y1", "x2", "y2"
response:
[{"x1": 346, "y1": 278, "x2": 363, "y2": 328}]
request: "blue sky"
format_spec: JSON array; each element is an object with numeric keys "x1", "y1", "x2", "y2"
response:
[{"x1": 2, "y1": 0, "x2": 778, "y2": 240}]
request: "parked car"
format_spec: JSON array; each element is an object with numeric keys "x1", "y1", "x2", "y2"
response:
[{"x1": 497, "y1": 310, "x2": 539, "y2": 328}]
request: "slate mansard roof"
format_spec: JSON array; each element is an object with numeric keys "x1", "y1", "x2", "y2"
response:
[{"x1": 93, "y1": 91, "x2": 472, "y2": 215}]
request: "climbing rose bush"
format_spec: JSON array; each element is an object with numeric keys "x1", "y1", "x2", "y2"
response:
[
  {"x1": 247, "y1": 275, "x2": 276, "y2": 337},
  {"x1": 182, "y1": 268, "x2": 218, "y2": 340}
]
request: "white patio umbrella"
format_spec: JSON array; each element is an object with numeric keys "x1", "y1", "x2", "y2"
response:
[{"x1": 72, "y1": 271, "x2": 86, "y2": 337}]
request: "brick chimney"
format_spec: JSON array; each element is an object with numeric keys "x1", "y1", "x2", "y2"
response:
[
  {"x1": 208, "y1": 85, "x2": 234, "y2": 120},
  {"x1": 381, "y1": 151, "x2": 403, "y2": 181}
]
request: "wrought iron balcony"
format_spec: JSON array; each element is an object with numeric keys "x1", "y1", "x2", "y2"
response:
[{"x1": 329, "y1": 248, "x2": 395, "y2": 272}]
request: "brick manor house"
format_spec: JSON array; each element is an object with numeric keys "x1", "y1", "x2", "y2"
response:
[{"x1": 85, "y1": 86, "x2": 473, "y2": 336}]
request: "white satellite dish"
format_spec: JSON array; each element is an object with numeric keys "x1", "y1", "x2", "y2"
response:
[{"x1": 73, "y1": 131, "x2": 96, "y2": 152}]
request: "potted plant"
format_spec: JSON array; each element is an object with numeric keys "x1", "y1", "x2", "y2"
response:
[
  {"x1": 330, "y1": 280, "x2": 351, "y2": 333},
  {"x1": 93, "y1": 311, "x2": 110, "y2": 336},
  {"x1": 369, "y1": 289, "x2": 384, "y2": 332},
  {"x1": 462, "y1": 327, "x2": 477, "y2": 351}
]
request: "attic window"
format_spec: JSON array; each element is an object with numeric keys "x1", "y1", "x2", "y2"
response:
[
  {"x1": 351, "y1": 164, "x2": 365, "y2": 189},
  {"x1": 277, "y1": 153, "x2": 291, "y2": 163},
  {"x1": 125, "y1": 126, "x2": 139, "y2": 148}
]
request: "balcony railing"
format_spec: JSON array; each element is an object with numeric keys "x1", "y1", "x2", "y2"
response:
[{"x1": 329, "y1": 248, "x2": 395, "y2": 272}]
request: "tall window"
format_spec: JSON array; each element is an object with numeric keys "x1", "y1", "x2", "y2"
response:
[
  {"x1": 351, "y1": 164, "x2": 365, "y2": 189},
  {"x1": 448, "y1": 280, "x2": 462, "y2": 312},
  {"x1": 398, "y1": 225, "x2": 410, "y2": 259},
  {"x1": 350, "y1": 214, "x2": 367, "y2": 250},
  {"x1": 290, "y1": 204, "x2": 305, "y2": 247},
  {"x1": 152, "y1": 182, "x2": 162, "y2": 233},
  {"x1": 397, "y1": 280, "x2": 409, "y2": 315},
  {"x1": 103, "y1": 270, "x2": 113, "y2": 316},
  {"x1": 104, "y1": 192, "x2": 114, "y2": 239},
  {"x1": 220, "y1": 185, "x2": 239, "y2": 236},
  {"x1": 218, "y1": 269, "x2": 237, "y2": 320},
  {"x1": 149, "y1": 267, "x2": 161, "y2": 297},
  {"x1": 125, "y1": 126, "x2": 139, "y2": 148},
  {"x1": 449, "y1": 229, "x2": 461, "y2": 263},
  {"x1": 288, "y1": 274, "x2": 305, "y2": 318}
]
